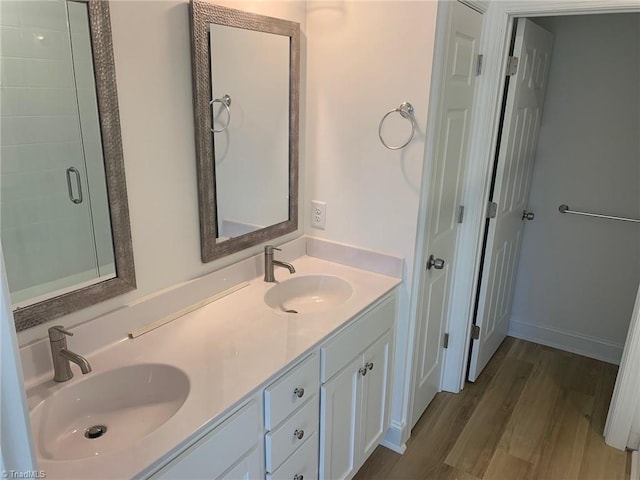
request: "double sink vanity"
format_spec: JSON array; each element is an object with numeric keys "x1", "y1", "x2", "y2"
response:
[{"x1": 22, "y1": 244, "x2": 401, "y2": 479}]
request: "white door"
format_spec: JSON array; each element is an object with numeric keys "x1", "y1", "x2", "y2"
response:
[
  {"x1": 468, "y1": 19, "x2": 554, "y2": 381},
  {"x1": 411, "y1": 1, "x2": 482, "y2": 426}
]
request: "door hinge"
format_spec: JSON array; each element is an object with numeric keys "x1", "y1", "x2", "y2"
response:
[
  {"x1": 486, "y1": 201, "x2": 498, "y2": 219},
  {"x1": 457, "y1": 205, "x2": 465, "y2": 224},
  {"x1": 475, "y1": 54, "x2": 484, "y2": 76},
  {"x1": 443, "y1": 333, "x2": 449, "y2": 349},
  {"x1": 506, "y1": 56, "x2": 519, "y2": 76},
  {"x1": 471, "y1": 324, "x2": 480, "y2": 340}
]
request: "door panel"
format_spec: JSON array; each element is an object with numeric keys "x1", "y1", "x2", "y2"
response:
[
  {"x1": 468, "y1": 18, "x2": 554, "y2": 382},
  {"x1": 411, "y1": 1, "x2": 482, "y2": 427}
]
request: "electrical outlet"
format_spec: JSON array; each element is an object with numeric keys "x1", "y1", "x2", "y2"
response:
[{"x1": 311, "y1": 200, "x2": 326, "y2": 229}]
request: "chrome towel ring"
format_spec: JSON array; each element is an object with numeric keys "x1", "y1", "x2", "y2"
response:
[
  {"x1": 378, "y1": 102, "x2": 416, "y2": 150},
  {"x1": 210, "y1": 94, "x2": 231, "y2": 133}
]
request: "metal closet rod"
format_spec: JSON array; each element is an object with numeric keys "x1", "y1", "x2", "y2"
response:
[{"x1": 558, "y1": 204, "x2": 640, "y2": 224}]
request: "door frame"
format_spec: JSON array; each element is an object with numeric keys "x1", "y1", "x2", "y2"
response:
[{"x1": 401, "y1": 0, "x2": 488, "y2": 446}]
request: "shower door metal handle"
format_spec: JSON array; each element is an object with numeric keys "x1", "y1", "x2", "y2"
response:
[{"x1": 66, "y1": 167, "x2": 83, "y2": 204}]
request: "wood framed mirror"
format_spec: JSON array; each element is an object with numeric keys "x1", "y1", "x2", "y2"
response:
[
  {"x1": 1, "y1": 0, "x2": 136, "y2": 331},
  {"x1": 190, "y1": 1, "x2": 300, "y2": 262}
]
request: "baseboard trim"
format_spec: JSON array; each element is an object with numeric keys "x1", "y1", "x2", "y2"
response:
[
  {"x1": 508, "y1": 318, "x2": 624, "y2": 365},
  {"x1": 381, "y1": 421, "x2": 407, "y2": 454}
]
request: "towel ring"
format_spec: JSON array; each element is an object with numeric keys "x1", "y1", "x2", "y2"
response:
[
  {"x1": 378, "y1": 102, "x2": 416, "y2": 150},
  {"x1": 210, "y1": 94, "x2": 231, "y2": 133}
]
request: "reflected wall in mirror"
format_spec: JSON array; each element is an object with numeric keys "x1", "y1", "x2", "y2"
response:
[
  {"x1": 0, "y1": 0, "x2": 136, "y2": 331},
  {"x1": 191, "y1": 1, "x2": 299, "y2": 262}
]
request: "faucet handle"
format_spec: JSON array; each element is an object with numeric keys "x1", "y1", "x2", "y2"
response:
[
  {"x1": 264, "y1": 245, "x2": 282, "y2": 254},
  {"x1": 49, "y1": 325, "x2": 73, "y2": 341}
]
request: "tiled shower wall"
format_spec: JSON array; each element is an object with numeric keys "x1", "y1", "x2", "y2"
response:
[{"x1": 0, "y1": 0, "x2": 114, "y2": 300}]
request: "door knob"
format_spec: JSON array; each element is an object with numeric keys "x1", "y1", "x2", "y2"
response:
[
  {"x1": 522, "y1": 210, "x2": 535, "y2": 221},
  {"x1": 427, "y1": 255, "x2": 445, "y2": 270}
]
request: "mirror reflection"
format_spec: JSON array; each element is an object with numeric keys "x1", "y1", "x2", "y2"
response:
[
  {"x1": 191, "y1": 1, "x2": 300, "y2": 263},
  {"x1": 1, "y1": 0, "x2": 114, "y2": 306},
  {"x1": 209, "y1": 24, "x2": 290, "y2": 240},
  {"x1": 0, "y1": 0, "x2": 135, "y2": 330}
]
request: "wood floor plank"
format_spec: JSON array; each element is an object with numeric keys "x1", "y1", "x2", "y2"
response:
[
  {"x1": 444, "y1": 358, "x2": 532, "y2": 478},
  {"x1": 505, "y1": 338, "x2": 544, "y2": 365},
  {"x1": 530, "y1": 390, "x2": 593, "y2": 479},
  {"x1": 497, "y1": 350, "x2": 565, "y2": 463},
  {"x1": 482, "y1": 449, "x2": 532, "y2": 480},
  {"x1": 591, "y1": 361, "x2": 618, "y2": 434},
  {"x1": 577, "y1": 428, "x2": 630, "y2": 480}
]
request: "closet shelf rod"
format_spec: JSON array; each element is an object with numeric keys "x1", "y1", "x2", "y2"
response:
[{"x1": 558, "y1": 204, "x2": 640, "y2": 224}]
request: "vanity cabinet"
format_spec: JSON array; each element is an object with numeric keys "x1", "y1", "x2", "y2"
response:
[
  {"x1": 150, "y1": 292, "x2": 396, "y2": 480},
  {"x1": 152, "y1": 398, "x2": 263, "y2": 480},
  {"x1": 319, "y1": 296, "x2": 395, "y2": 480}
]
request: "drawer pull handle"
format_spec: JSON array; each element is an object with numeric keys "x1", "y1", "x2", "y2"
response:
[
  {"x1": 293, "y1": 387, "x2": 305, "y2": 398},
  {"x1": 293, "y1": 475, "x2": 304, "y2": 480},
  {"x1": 294, "y1": 429, "x2": 305, "y2": 440},
  {"x1": 366, "y1": 362, "x2": 374, "y2": 371},
  {"x1": 359, "y1": 367, "x2": 368, "y2": 376}
]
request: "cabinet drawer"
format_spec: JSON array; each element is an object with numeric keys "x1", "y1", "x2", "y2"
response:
[
  {"x1": 321, "y1": 295, "x2": 395, "y2": 382},
  {"x1": 265, "y1": 354, "x2": 319, "y2": 430},
  {"x1": 266, "y1": 395, "x2": 319, "y2": 473},
  {"x1": 153, "y1": 400, "x2": 260, "y2": 479},
  {"x1": 267, "y1": 431, "x2": 319, "y2": 480}
]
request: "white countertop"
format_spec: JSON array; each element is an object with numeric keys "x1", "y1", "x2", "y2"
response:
[{"x1": 26, "y1": 255, "x2": 400, "y2": 479}]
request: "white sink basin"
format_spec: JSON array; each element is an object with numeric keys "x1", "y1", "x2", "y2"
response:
[
  {"x1": 264, "y1": 274, "x2": 353, "y2": 313},
  {"x1": 29, "y1": 363, "x2": 189, "y2": 461}
]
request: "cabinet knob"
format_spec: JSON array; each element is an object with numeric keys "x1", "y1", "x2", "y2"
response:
[
  {"x1": 358, "y1": 367, "x2": 368, "y2": 376},
  {"x1": 366, "y1": 362, "x2": 374, "y2": 371},
  {"x1": 293, "y1": 387, "x2": 305, "y2": 398},
  {"x1": 294, "y1": 429, "x2": 305, "y2": 440},
  {"x1": 293, "y1": 475, "x2": 304, "y2": 480}
]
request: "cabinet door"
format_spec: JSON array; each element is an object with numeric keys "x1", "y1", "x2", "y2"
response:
[
  {"x1": 319, "y1": 356, "x2": 361, "y2": 480},
  {"x1": 359, "y1": 331, "x2": 391, "y2": 461},
  {"x1": 218, "y1": 447, "x2": 261, "y2": 480}
]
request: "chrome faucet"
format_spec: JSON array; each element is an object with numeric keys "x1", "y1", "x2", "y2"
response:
[
  {"x1": 48, "y1": 325, "x2": 92, "y2": 382},
  {"x1": 264, "y1": 245, "x2": 296, "y2": 282}
]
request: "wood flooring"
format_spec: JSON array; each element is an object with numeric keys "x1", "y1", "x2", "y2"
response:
[{"x1": 354, "y1": 337, "x2": 631, "y2": 480}]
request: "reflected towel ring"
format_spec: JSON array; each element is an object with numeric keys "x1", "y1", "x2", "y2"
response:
[
  {"x1": 210, "y1": 94, "x2": 231, "y2": 133},
  {"x1": 378, "y1": 102, "x2": 416, "y2": 150}
]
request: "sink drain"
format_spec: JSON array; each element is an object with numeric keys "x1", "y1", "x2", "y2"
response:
[{"x1": 84, "y1": 425, "x2": 107, "y2": 439}]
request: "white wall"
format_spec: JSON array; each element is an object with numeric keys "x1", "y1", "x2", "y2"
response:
[
  {"x1": 509, "y1": 13, "x2": 640, "y2": 363},
  {"x1": 305, "y1": 0, "x2": 437, "y2": 440},
  {"x1": 14, "y1": 0, "x2": 306, "y2": 345}
]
